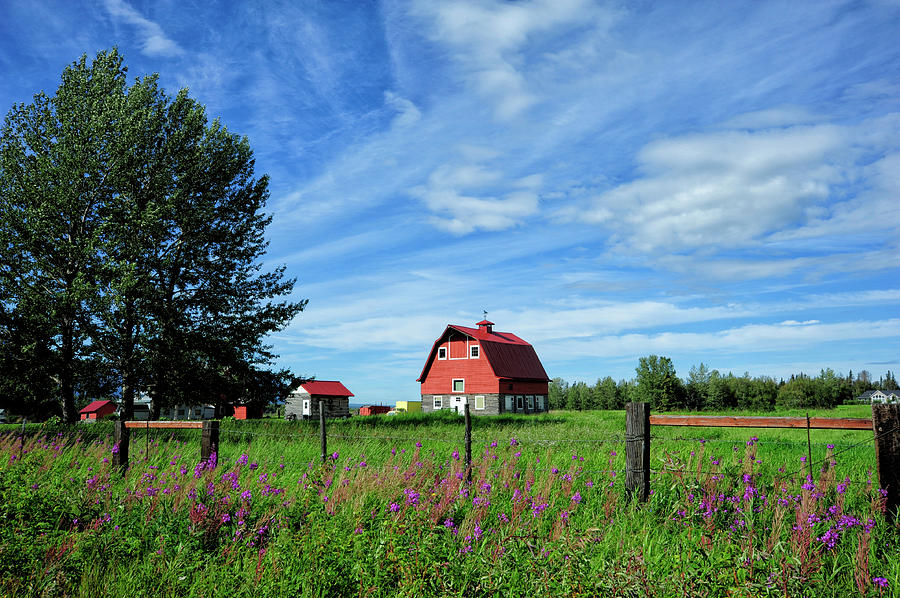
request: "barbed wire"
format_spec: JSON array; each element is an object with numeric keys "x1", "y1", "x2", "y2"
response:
[
  {"x1": 7, "y1": 422, "x2": 892, "y2": 474},
  {"x1": 649, "y1": 435, "x2": 862, "y2": 447},
  {"x1": 769, "y1": 426, "x2": 892, "y2": 484},
  {"x1": 650, "y1": 467, "x2": 873, "y2": 486}
]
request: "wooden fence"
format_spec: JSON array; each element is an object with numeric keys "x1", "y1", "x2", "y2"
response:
[
  {"x1": 113, "y1": 400, "x2": 475, "y2": 476},
  {"x1": 113, "y1": 420, "x2": 219, "y2": 470},
  {"x1": 109, "y1": 401, "x2": 899, "y2": 520},
  {"x1": 625, "y1": 402, "x2": 900, "y2": 521}
]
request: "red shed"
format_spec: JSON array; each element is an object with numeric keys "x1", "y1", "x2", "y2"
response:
[
  {"x1": 359, "y1": 405, "x2": 392, "y2": 416},
  {"x1": 418, "y1": 320, "x2": 549, "y2": 416},
  {"x1": 79, "y1": 400, "x2": 116, "y2": 421},
  {"x1": 233, "y1": 405, "x2": 263, "y2": 420}
]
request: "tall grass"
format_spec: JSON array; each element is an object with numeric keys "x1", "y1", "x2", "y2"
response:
[{"x1": 0, "y1": 408, "x2": 896, "y2": 596}]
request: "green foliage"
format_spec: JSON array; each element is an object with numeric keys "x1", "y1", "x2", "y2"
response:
[
  {"x1": 635, "y1": 355, "x2": 684, "y2": 411},
  {"x1": 0, "y1": 49, "x2": 305, "y2": 422},
  {"x1": 552, "y1": 358, "x2": 883, "y2": 412}
]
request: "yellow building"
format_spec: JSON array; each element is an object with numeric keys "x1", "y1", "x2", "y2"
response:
[{"x1": 395, "y1": 400, "x2": 422, "y2": 413}]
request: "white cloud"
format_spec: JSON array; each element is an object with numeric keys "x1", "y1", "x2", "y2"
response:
[
  {"x1": 384, "y1": 91, "x2": 421, "y2": 127},
  {"x1": 543, "y1": 319, "x2": 900, "y2": 360},
  {"x1": 414, "y1": 0, "x2": 612, "y2": 119},
  {"x1": 102, "y1": 0, "x2": 183, "y2": 57},
  {"x1": 411, "y1": 163, "x2": 541, "y2": 234},
  {"x1": 579, "y1": 114, "x2": 900, "y2": 254}
]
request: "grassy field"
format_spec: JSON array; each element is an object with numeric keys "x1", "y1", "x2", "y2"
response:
[{"x1": 0, "y1": 406, "x2": 896, "y2": 596}]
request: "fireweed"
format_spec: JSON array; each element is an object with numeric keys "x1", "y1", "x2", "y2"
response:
[{"x1": 0, "y1": 423, "x2": 896, "y2": 597}]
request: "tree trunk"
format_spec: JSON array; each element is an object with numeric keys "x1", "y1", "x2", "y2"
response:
[
  {"x1": 120, "y1": 305, "x2": 136, "y2": 422},
  {"x1": 60, "y1": 317, "x2": 77, "y2": 424}
]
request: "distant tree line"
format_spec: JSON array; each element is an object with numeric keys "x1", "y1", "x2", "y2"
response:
[
  {"x1": 548, "y1": 355, "x2": 898, "y2": 412},
  {"x1": 0, "y1": 50, "x2": 305, "y2": 423}
]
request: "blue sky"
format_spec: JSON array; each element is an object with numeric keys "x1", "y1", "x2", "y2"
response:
[{"x1": 2, "y1": 0, "x2": 899, "y2": 404}]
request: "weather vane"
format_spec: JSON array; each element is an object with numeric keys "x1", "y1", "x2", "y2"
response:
[{"x1": 483, "y1": 309, "x2": 488, "y2": 320}]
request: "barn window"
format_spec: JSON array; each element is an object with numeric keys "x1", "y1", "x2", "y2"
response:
[
  {"x1": 516, "y1": 395, "x2": 523, "y2": 409},
  {"x1": 505, "y1": 395, "x2": 513, "y2": 411},
  {"x1": 470, "y1": 345, "x2": 479, "y2": 358},
  {"x1": 537, "y1": 396, "x2": 545, "y2": 411},
  {"x1": 527, "y1": 395, "x2": 534, "y2": 410},
  {"x1": 475, "y1": 396, "x2": 485, "y2": 410},
  {"x1": 433, "y1": 396, "x2": 443, "y2": 409},
  {"x1": 438, "y1": 347, "x2": 447, "y2": 360},
  {"x1": 452, "y1": 379, "x2": 465, "y2": 393}
]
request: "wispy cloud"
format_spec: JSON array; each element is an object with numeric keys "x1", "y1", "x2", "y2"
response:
[
  {"x1": 544, "y1": 319, "x2": 900, "y2": 361},
  {"x1": 411, "y1": 164, "x2": 541, "y2": 234},
  {"x1": 570, "y1": 113, "x2": 900, "y2": 258},
  {"x1": 413, "y1": 0, "x2": 614, "y2": 120},
  {"x1": 102, "y1": 0, "x2": 183, "y2": 57}
]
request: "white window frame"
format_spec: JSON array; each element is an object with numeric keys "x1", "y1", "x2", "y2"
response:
[
  {"x1": 474, "y1": 395, "x2": 485, "y2": 410},
  {"x1": 438, "y1": 347, "x2": 447, "y2": 360},
  {"x1": 452, "y1": 379, "x2": 465, "y2": 393},
  {"x1": 505, "y1": 395, "x2": 513, "y2": 411},
  {"x1": 527, "y1": 395, "x2": 534, "y2": 410},
  {"x1": 516, "y1": 395, "x2": 524, "y2": 409},
  {"x1": 433, "y1": 396, "x2": 443, "y2": 409},
  {"x1": 470, "y1": 345, "x2": 479, "y2": 358},
  {"x1": 537, "y1": 396, "x2": 545, "y2": 411}
]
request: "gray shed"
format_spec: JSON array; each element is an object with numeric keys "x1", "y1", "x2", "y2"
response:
[{"x1": 285, "y1": 381, "x2": 353, "y2": 420}]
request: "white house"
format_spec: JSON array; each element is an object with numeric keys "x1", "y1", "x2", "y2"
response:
[{"x1": 857, "y1": 389, "x2": 900, "y2": 403}]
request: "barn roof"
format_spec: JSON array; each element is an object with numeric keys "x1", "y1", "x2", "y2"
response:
[
  {"x1": 297, "y1": 381, "x2": 354, "y2": 397},
  {"x1": 79, "y1": 400, "x2": 115, "y2": 414},
  {"x1": 417, "y1": 323, "x2": 549, "y2": 382}
]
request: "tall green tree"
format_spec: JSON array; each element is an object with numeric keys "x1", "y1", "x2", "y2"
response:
[
  {"x1": 635, "y1": 355, "x2": 683, "y2": 411},
  {"x1": 141, "y1": 114, "x2": 305, "y2": 419},
  {"x1": 1, "y1": 49, "x2": 305, "y2": 421},
  {"x1": 685, "y1": 363, "x2": 711, "y2": 409},
  {"x1": 548, "y1": 377, "x2": 568, "y2": 410},
  {"x1": 594, "y1": 376, "x2": 620, "y2": 409},
  {"x1": 0, "y1": 51, "x2": 126, "y2": 421}
]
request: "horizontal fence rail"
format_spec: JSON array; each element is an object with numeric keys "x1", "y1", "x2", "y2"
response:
[
  {"x1": 632, "y1": 403, "x2": 900, "y2": 522},
  {"x1": 123, "y1": 421, "x2": 203, "y2": 429},
  {"x1": 649, "y1": 414, "x2": 872, "y2": 430},
  {"x1": 114, "y1": 420, "x2": 219, "y2": 469}
]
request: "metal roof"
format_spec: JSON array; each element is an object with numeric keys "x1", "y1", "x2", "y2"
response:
[
  {"x1": 297, "y1": 381, "x2": 354, "y2": 397},
  {"x1": 418, "y1": 323, "x2": 549, "y2": 382},
  {"x1": 79, "y1": 400, "x2": 115, "y2": 413}
]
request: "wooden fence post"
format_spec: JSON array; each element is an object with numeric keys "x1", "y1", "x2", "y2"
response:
[
  {"x1": 626, "y1": 402, "x2": 650, "y2": 502},
  {"x1": 113, "y1": 420, "x2": 129, "y2": 471},
  {"x1": 319, "y1": 399, "x2": 327, "y2": 465},
  {"x1": 18, "y1": 418, "x2": 27, "y2": 461},
  {"x1": 872, "y1": 404, "x2": 900, "y2": 522},
  {"x1": 806, "y1": 412, "x2": 813, "y2": 475},
  {"x1": 201, "y1": 420, "x2": 219, "y2": 462},
  {"x1": 464, "y1": 402, "x2": 472, "y2": 482}
]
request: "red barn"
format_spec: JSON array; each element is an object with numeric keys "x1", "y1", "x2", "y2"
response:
[
  {"x1": 418, "y1": 320, "x2": 549, "y2": 416},
  {"x1": 79, "y1": 400, "x2": 116, "y2": 421}
]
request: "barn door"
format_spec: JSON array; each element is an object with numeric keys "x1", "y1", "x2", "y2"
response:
[{"x1": 453, "y1": 396, "x2": 466, "y2": 415}]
